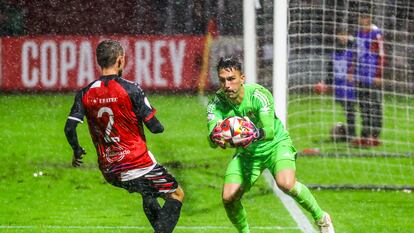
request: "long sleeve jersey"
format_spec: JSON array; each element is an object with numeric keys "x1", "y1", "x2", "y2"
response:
[{"x1": 206, "y1": 83, "x2": 291, "y2": 157}]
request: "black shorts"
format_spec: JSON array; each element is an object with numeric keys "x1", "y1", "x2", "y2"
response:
[{"x1": 110, "y1": 164, "x2": 179, "y2": 197}]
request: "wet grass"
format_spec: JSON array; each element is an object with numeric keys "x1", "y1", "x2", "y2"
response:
[{"x1": 0, "y1": 94, "x2": 413, "y2": 232}]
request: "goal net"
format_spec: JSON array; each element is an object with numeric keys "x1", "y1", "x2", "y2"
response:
[{"x1": 258, "y1": 0, "x2": 414, "y2": 190}]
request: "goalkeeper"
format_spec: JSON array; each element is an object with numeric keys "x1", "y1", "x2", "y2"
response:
[{"x1": 206, "y1": 56, "x2": 335, "y2": 233}]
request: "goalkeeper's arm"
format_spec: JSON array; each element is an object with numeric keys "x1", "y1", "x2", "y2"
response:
[
  {"x1": 206, "y1": 97, "x2": 226, "y2": 148},
  {"x1": 257, "y1": 112, "x2": 274, "y2": 141}
]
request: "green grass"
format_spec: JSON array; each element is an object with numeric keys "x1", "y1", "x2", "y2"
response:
[{"x1": 0, "y1": 94, "x2": 414, "y2": 233}]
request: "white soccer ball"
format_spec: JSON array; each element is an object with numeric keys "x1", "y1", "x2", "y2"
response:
[{"x1": 219, "y1": 116, "x2": 251, "y2": 146}]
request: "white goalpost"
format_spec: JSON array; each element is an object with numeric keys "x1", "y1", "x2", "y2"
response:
[
  {"x1": 245, "y1": 1, "x2": 318, "y2": 232},
  {"x1": 243, "y1": 0, "x2": 257, "y2": 84},
  {"x1": 272, "y1": 0, "x2": 288, "y2": 127}
]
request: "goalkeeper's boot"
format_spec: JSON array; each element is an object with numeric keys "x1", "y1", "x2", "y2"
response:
[{"x1": 317, "y1": 212, "x2": 335, "y2": 233}]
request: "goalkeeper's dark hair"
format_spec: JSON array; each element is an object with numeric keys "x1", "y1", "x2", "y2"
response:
[
  {"x1": 96, "y1": 40, "x2": 124, "y2": 68},
  {"x1": 216, "y1": 56, "x2": 242, "y2": 72}
]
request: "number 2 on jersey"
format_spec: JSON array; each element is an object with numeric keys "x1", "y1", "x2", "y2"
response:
[{"x1": 97, "y1": 107, "x2": 120, "y2": 143}]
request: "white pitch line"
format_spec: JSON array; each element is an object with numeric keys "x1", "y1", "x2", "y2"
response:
[
  {"x1": 263, "y1": 170, "x2": 317, "y2": 233},
  {"x1": 0, "y1": 225, "x2": 300, "y2": 231}
]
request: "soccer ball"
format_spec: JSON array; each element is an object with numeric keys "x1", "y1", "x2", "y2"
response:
[{"x1": 219, "y1": 116, "x2": 252, "y2": 146}]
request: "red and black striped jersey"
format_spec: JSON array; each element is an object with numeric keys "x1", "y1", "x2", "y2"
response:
[{"x1": 68, "y1": 75, "x2": 158, "y2": 181}]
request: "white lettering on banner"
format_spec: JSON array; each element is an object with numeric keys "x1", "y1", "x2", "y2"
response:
[
  {"x1": 18, "y1": 38, "x2": 189, "y2": 90},
  {"x1": 134, "y1": 41, "x2": 151, "y2": 86},
  {"x1": 153, "y1": 40, "x2": 167, "y2": 87},
  {"x1": 169, "y1": 40, "x2": 186, "y2": 87},
  {"x1": 60, "y1": 41, "x2": 76, "y2": 87},
  {"x1": 134, "y1": 39, "x2": 186, "y2": 87},
  {"x1": 77, "y1": 41, "x2": 94, "y2": 86},
  {"x1": 22, "y1": 41, "x2": 39, "y2": 87},
  {"x1": 40, "y1": 41, "x2": 58, "y2": 87}
]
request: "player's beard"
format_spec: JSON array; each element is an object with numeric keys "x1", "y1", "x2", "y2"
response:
[
  {"x1": 118, "y1": 68, "x2": 123, "y2": 77},
  {"x1": 226, "y1": 90, "x2": 241, "y2": 102},
  {"x1": 225, "y1": 90, "x2": 236, "y2": 98}
]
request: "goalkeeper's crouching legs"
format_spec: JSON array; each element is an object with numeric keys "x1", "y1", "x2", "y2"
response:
[
  {"x1": 222, "y1": 184, "x2": 250, "y2": 233},
  {"x1": 275, "y1": 168, "x2": 335, "y2": 233}
]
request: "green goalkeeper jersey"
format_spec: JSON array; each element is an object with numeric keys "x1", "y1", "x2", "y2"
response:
[{"x1": 207, "y1": 83, "x2": 291, "y2": 157}]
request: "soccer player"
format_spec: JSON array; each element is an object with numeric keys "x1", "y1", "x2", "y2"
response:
[
  {"x1": 64, "y1": 40, "x2": 184, "y2": 233},
  {"x1": 352, "y1": 7, "x2": 385, "y2": 147},
  {"x1": 207, "y1": 56, "x2": 335, "y2": 233},
  {"x1": 323, "y1": 26, "x2": 357, "y2": 141}
]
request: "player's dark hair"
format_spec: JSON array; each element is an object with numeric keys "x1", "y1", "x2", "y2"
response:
[
  {"x1": 216, "y1": 56, "x2": 242, "y2": 72},
  {"x1": 96, "y1": 40, "x2": 124, "y2": 68}
]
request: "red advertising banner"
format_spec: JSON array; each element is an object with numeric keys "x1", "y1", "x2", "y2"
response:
[{"x1": 0, "y1": 35, "x2": 206, "y2": 92}]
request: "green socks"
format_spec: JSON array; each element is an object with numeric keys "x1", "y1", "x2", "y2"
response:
[
  {"x1": 223, "y1": 182, "x2": 323, "y2": 233},
  {"x1": 288, "y1": 181, "x2": 324, "y2": 221},
  {"x1": 224, "y1": 200, "x2": 250, "y2": 233}
]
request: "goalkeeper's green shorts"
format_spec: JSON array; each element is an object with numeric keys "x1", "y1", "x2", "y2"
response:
[{"x1": 224, "y1": 139, "x2": 297, "y2": 191}]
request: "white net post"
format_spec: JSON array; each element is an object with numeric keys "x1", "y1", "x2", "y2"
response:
[
  {"x1": 273, "y1": 0, "x2": 288, "y2": 127},
  {"x1": 243, "y1": 0, "x2": 257, "y2": 84}
]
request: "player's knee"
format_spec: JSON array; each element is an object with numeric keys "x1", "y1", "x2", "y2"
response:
[
  {"x1": 222, "y1": 183, "x2": 243, "y2": 204},
  {"x1": 222, "y1": 191, "x2": 241, "y2": 204},
  {"x1": 222, "y1": 194, "x2": 236, "y2": 204},
  {"x1": 169, "y1": 186, "x2": 184, "y2": 202},
  {"x1": 275, "y1": 169, "x2": 296, "y2": 193},
  {"x1": 276, "y1": 178, "x2": 296, "y2": 193}
]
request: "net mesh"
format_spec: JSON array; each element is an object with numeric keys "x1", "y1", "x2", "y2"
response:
[{"x1": 257, "y1": 0, "x2": 414, "y2": 188}]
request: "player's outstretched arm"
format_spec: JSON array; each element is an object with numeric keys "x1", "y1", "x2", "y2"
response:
[
  {"x1": 144, "y1": 116, "x2": 164, "y2": 134},
  {"x1": 72, "y1": 147, "x2": 86, "y2": 167},
  {"x1": 64, "y1": 119, "x2": 86, "y2": 167}
]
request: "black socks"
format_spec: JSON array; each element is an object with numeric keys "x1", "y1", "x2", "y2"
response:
[
  {"x1": 142, "y1": 196, "x2": 182, "y2": 233},
  {"x1": 142, "y1": 195, "x2": 161, "y2": 229}
]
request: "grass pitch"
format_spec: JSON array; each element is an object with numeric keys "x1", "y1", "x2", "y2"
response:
[{"x1": 0, "y1": 94, "x2": 413, "y2": 233}]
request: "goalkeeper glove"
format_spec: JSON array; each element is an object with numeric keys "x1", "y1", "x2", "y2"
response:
[
  {"x1": 235, "y1": 120, "x2": 263, "y2": 148},
  {"x1": 210, "y1": 124, "x2": 227, "y2": 149},
  {"x1": 72, "y1": 147, "x2": 86, "y2": 167}
]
